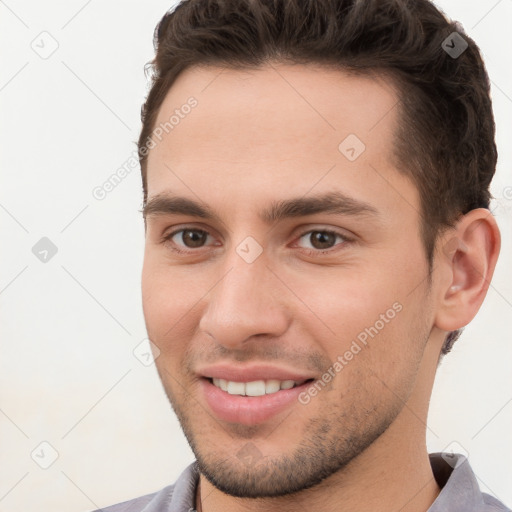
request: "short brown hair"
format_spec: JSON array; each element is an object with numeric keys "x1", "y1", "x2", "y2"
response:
[{"x1": 138, "y1": 0, "x2": 497, "y2": 354}]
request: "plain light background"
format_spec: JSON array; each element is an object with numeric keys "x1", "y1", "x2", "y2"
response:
[{"x1": 0, "y1": 1, "x2": 511, "y2": 511}]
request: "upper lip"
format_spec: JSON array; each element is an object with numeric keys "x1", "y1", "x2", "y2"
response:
[{"x1": 197, "y1": 363, "x2": 317, "y2": 383}]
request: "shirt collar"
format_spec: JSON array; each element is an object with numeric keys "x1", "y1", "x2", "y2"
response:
[{"x1": 427, "y1": 452, "x2": 484, "y2": 512}]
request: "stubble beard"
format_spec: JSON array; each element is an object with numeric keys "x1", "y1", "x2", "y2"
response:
[{"x1": 158, "y1": 367, "x2": 406, "y2": 499}]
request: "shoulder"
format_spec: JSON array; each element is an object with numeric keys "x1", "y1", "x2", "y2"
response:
[
  {"x1": 96, "y1": 492, "x2": 158, "y2": 511},
  {"x1": 89, "y1": 462, "x2": 199, "y2": 512},
  {"x1": 482, "y1": 492, "x2": 512, "y2": 511},
  {"x1": 90, "y1": 484, "x2": 174, "y2": 511}
]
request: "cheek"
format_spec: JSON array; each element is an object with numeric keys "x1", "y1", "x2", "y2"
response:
[
  {"x1": 287, "y1": 268, "x2": 400, "y2": 340},
  {"x1": 288, "y1": 261, "x2": 428, "y2": 369},
  {"x1": 141, "y1": 257, "x2": 204, "y2": 351}
]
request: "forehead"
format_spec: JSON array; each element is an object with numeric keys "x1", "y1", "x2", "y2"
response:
[
  {"x1": 145, "y1": 63, "x2": 417, "y2": 223},
  {"x1": 150, "y1": 63, "x2": 399, "y2": 164}
]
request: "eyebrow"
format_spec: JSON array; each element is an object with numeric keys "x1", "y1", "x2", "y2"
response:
[{"x1": 142, "y1": 191, "x2": 379, "y2": 225}]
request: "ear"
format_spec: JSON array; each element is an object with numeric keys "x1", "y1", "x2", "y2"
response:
[{"x1": 434, "y1": 208, "x2": 501, "y2": 333}]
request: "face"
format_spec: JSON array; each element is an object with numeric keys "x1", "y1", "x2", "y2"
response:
[{"x1": 141, "y1": 63, "x2": 436, "y2": 498}]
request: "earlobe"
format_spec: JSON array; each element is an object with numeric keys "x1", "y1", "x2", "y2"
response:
[{"x1": 434, "y1": 208, "x2": 501, "y2": 333}]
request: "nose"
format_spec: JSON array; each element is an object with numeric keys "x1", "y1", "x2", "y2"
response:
[{"x1": 198, "y1": 250, "x2": 290, "y2": 349}]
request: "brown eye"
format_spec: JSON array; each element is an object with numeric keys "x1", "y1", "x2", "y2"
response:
[
  {"x1": 164, "y1": 228, "x2": 211, "y2": 251},
  {"x1": 180, "y1": 229, "x2": 208, "y2": 248},
  {"x1": 297, "y1": 230, "x2": 347, "y2": 252},
  {"x1": 309, "y1": 231, "x2": 337, "y2": 250}
]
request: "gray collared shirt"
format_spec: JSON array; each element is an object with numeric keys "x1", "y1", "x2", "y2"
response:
[{"x1": 94, "y1": 453, "x2": 510, "y2": 511}]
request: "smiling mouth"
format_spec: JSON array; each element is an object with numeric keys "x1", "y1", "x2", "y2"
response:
[{"x1": 206, "y1": 377, "x2": 315, "y2": 397}]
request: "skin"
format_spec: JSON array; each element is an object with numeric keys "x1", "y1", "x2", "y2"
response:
[{"x1": 141, "y1": 63, "x2": 500, "y2": 512}]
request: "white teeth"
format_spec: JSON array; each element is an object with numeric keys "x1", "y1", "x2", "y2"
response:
[
  {"x1": 265, "y1": 379, "x2": 281, "y2": 394},
  {"x1": 245, "y1": 380, "x2": 266, "y2": 397},
  {"x1": 280, "y1": 380, "x2": 295, "y2": 390},
  {"x1": 211, "y1": 378, "x2": 305, "y2": 396},
  {"x1": 227, "y1": 381, "x2": 246, "y2": 395}
]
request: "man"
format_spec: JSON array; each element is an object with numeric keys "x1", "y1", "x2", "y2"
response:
[{"x1": 96, "y1": 0, "x2": 509, "y2": 510}]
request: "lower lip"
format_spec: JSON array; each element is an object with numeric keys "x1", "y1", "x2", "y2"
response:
[{"x1": 200, "y1": 378, "x2": 312, "y2": 425}]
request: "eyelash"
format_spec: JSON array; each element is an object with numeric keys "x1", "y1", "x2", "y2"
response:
[{"x1": 160, "y1": 227, "x2": 352, "y2": 257}]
